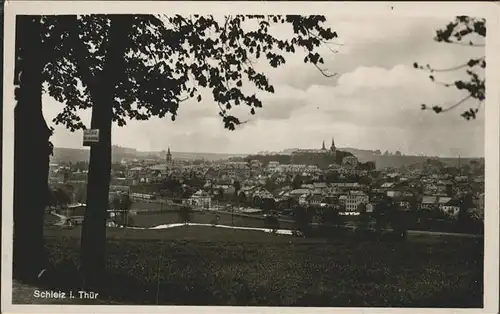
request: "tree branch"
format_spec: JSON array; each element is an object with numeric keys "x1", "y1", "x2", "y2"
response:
[
  {"x1": 443, "y1": 40, "x2": 485, "y2": 47},
  {"x1": 309, "y1": 31, "x2": 342, "y2": 53},
  {"x1": 304, "y1": 29, "x2": 339, "y2": 78},
  {"x1": 428, "y1": 57, "x2": 485, "y2": 73},
  {"x1": 441, "y1": 94, "x2": 472, "y2": 113},
  {"x1": 313, "y1": 63, "x2": 338, "y2": 78},
  {"x1": 430, "y1": 78, "x2": 452, "y2": 87},
  {"x1": 423, "y1": 94, "x2": 473, "y2": 114},
  {"x1": 476, "y1": 100, "x2": 484, "y2": 110}
]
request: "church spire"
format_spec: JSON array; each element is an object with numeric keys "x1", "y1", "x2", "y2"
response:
[
  {"x1": 330, "y1": 137, "x2": 336, "y2": 154},
  {"x1": 166, "y1": 147, "x2": 172, "y2": 164},
  {"x1": 322, "y1": 140, "x2": 326, "y2": 150}
]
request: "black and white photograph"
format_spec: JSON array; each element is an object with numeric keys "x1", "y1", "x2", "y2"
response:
[{"x1": 2, "y1": 1, "x2": 499, "y2": 313}]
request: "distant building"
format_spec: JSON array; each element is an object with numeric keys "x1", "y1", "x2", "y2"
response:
[
  {"x1": 338, "y1": 195, "x2": 347, "y2": 206},
  {"x1": 166, "y1": 147, "x2": 173, "y2": 165},
  {"x1": 267, "y1": 161, "x2": 280, "y2": 171},
  {"x1": 441, "y1": 199, "x2": 461, "y2": 219},
  {"x1": 291, "y1": 138, "x2": 336, "y2": 157},
  {"x1": 366, "y1": 203, "x2": 375, "y2": 213},
  {"x1": 287, "y1": 188, "x2": 311, "y2": 200},
  {"x1": 252, "y1": 188, "x2": 274, "y2": 200},
  {"x1": 342, "y1": 155, "x2": 358, "y2": 168},
  {"x1": 420, "y1": 195, "x2": 452, "y2": 211},
  {"x1": 345, "y1": 191, "x2": 369, "y2": 212},
  {"x1": 476, "y1": 192, "x2": 484, "y2": 209},
  {"x1": 249, "y1": 159, "x2": 262, "y2": 169},
  {"x1": 386, "y1": 190, "x2": 402, "y2": 198},
  {"x1": 308, "y1": 194, "x2": 323, "y2": 207},
  {"x1": 398, "y1": 199, "x2": 413, "y2": 211},
  {"x1": 187, "y1": 190, "x2": 211, "y2": 209}
]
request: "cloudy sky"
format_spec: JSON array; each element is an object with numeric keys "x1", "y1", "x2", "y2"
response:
[{"x1": 42, "y1": 15, "x2": 485, "y2": 157}]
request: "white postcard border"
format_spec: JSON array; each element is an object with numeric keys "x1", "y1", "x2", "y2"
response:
[{"x1": 2, "y1": 1, "x2": 499, "y2": 314}]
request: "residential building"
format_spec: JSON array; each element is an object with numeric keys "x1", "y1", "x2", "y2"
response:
[
  {"x1": 342, "y1": 155, "x2": 359, "y2": 168},
  {"x1": 287, "y1": 188, "x2": 311, "y2": 200},
  {"x1": 338, "y1": 195, "x2": 347, "y2": 206},
  {"x1": 252, "y1": 188, "x2": 274, "y2": 200},
  {"x1": 308, "y1": 194, "x2": 323, "y2": 207},
  {"x1": 441, "y1": 199, "x2": 461, "y2": 219},
  {"x1": 298, "y1": 193, "x2": 310, "y2": 206},
  {"x1": 420, "y1": 195, "x2": 452, "y2": 211},
  {"x1": 188, "y1": 190, "x2": 211, "y2": 209},
  {"x1": 345, "y1": 191, "x2": 369, "y2": 212},
  {"x1": 387, "y1": 190, "x2": 402, "y2": 198}
]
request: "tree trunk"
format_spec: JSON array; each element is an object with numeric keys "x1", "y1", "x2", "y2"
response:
[
  {"x1": 80, "y1": 15, "x2": 132, "y2": 289},
  {"x1": 13, "y1": 16, "x2": 51, "y2": 282}
]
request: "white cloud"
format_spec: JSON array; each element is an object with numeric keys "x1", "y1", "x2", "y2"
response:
[{"x1": 44, "y1": 14, "x2": 485, "y2": 157}]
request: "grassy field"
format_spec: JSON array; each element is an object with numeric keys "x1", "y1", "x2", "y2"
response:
[
  {"x1": 130, "y1": 200, "x2": 168, "y2": 211},
  {"x1": 126, "y1": 210, "x2": 297, "y2": 230},
  {"x1": 25, "y1": 224, "x2": 484, "y2": 307}
]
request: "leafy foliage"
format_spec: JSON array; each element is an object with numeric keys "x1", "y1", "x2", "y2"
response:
[
  {"x1": 233, "y1": 180, "x2": 241, "y2": 194},
  {"x1": 40, "y1": 14, "x2": 338, "y2": 131},
  {"x1": 47, "y1": 188, "x2": 72, "y2": 209},
  {"x1": 291, "y1": 175, "x2": 303, "y2": 189},
  {"x1": 178, "y1": 205, "x2": 192, "y2": 224},
  {"x1": 111, "y1": 194, "x2": 133, "y2": 211},
  {"x1": 35, "y1": 15, "x2": 338, "y2": 285},
  {"x1": 318, "y1": 207, "x2": 346, "y2": 238},
  {"x1": 318, "y1": 207, "x2": 337, "y2": 224},
  {"x1": 292, "y1": 206, "x2": 313, "y2": 234},
  {"x1": 356, "y1": 203, "x2": 371, "y2": 234},
  {"x1": 264, "y1": 215, "x2": 280, "y2": 233},
  {"x1": 374, "y1": 196, "x2": 409, "y2": 240},
  {"x1": 261, "y1": 198, "x2": 276, "y2": 212},
  {"x1": 111, "y1": 194, "x2": 133, "y2": 226},
  {"x1": 414, "y1": 16, "x2": 485, "y2": 120}
]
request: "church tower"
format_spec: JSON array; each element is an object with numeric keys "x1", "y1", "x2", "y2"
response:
[
  {"x1": 166, "y1": 147, "x2": 173, "y2": 164},
  {"x1": 330, "y1": 137, "x2": 336, "y2": 155},
  {"x1": 321, "y1": 140, "x2": 326, "y2": 150}
]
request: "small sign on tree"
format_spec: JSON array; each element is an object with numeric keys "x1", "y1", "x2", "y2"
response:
[{"x1": 83, "y1": 129, "x2": 99, "y2": 146}]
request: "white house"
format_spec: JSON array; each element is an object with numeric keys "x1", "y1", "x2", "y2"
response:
[
  {"x1": 442, "y1": 204, "x2": 460, "y2": 218},
  {"x1": 188, "y1": 190, "x2": 211, "y2": 209}
]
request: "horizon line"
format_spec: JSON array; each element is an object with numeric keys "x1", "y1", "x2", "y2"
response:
[{"x1": 52, "y1": 145, "x2": 485, "y2": 160}]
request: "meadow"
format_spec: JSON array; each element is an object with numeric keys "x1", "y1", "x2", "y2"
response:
[
  {"x1": 124, "y1": 209, "x2": 297, "y2": 230},
  {"x1": 27, "y1": 223, "x2": 484, "y2": 308},
  {"x1": 123, "y1": 200, "x2": 483, "y2": 235}
]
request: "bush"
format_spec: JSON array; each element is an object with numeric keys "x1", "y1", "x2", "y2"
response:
[
  {"x1": 113, "y1": 213, "x2": 134, "y2": 227},
  {"x1": 316, "y1": 224, "x2": 346, "y2": 239},
  {"x1": 178, "y1": 206, "x2": 192, "y2": 224},
  {"x1": 264, "y1": 215, "x2": 280, "y2": 233},
  {"x1": 292, "y1": 206, "x2": 313, "y2": 236}
]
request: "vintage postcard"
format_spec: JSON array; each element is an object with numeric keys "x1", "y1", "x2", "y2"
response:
[{"x1": 1, "y1": 1, "x2": 499, "y2": 313}]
